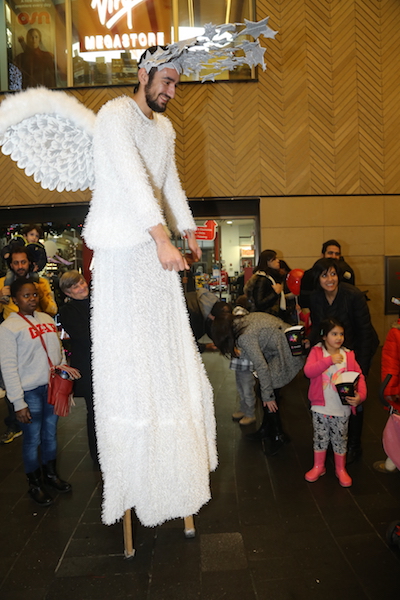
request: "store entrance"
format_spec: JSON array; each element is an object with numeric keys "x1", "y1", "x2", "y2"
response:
[
  {"x1": 179, "y1": 216, "x2": 258, "y2": 303},
  {"x1": 178, "y1": 197, "x2": 260, "y2": 302}
]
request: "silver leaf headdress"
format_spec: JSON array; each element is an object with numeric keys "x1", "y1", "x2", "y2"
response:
[{"x1": 138, "y1": 18, "x2": 277, "y2": 82}]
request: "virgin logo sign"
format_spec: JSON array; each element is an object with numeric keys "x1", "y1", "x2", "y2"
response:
[{"x1": 91, "y1": 0, "x2": 145, "y2": 30}]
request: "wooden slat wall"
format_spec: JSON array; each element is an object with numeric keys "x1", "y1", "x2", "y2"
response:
[{"x1": 1, "y1": 0, "x2": 400, "y2": 201}]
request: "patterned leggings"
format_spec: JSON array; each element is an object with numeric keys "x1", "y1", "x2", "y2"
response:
[{"x1": 312, "y1": 412, "x2": 349, "y2": 454}]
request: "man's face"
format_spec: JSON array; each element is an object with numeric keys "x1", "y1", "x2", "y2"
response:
[
  {"x1": 10, "y1": 252, "x2": 30, "y2": 277},
  {"x1": 65, "y1": 278, "x2": 89, "y2": 300},
  {"x1": 323, "y1": 245, "x2": 341, "y2": 260},
  {"x1": 145, "y1": 67, "x2": 179, "y2": 113}
]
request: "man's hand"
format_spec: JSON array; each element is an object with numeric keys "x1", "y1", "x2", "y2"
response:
[
  {"x1": 16, "y1": 407, "x2": 31, "y2": 423},
  {"x1": 149, "y1": 224, "x2": 189, "y2": 271},
  {"x1": 0, "y1": 286, "x2": 10, "y2": 303},
  {"x1": 185, "y1": 230, "x2": 202, "y2": 262},
  {"x1": 157, "y1": 241, "x2": 189, "y2": 271}
]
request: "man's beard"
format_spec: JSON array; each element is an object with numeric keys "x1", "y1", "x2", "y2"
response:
[
  {"x1": 14, "y1": 269, "x2": 28, "y2": 277},
  {"x1": 145, "y1": 84, "x2": 168, "y2": 113}
]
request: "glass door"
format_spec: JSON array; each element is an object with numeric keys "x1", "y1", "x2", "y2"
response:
[{"x1": 178, "y1": 217, "x2": 257, "y2": 302}]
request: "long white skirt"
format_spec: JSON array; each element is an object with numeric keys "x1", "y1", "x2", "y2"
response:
[{"x1": 90, "y1": 241, "x2": 217, "y2": 526}]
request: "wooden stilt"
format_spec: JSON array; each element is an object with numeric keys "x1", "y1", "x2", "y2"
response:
[
  {"x1": 123, "y1": 509, "x2": 135, "y2": 558},
  {"x1": 184, "y1": 515, "x2": 196, "y2": 538}
]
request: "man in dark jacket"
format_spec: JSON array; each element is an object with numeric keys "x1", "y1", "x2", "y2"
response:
[
  {"x1": 58, "y1": 271, "x2": 98, "y2": 466},
  {"x1": 299, "y1": 239, "x2": 355, "y2": 309}
]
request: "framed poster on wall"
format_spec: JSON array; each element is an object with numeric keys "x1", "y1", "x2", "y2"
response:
[
  {"x1": 7, "y1": 0, "x2": 58, "y2": 90},
  {"x1": 385, "y1": 256, "x2": 400, "y2": 315}
]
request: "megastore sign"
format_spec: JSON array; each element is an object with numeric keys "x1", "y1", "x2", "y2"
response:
[
  {"x1": 83, "y1": 0, "x2": 168, "y2": 51},
  {"x1": 84, "y1": 31, "x2": 165, "y2": 51},
  {"x1": 91, "y1": 0, "x2": 145, "y2": 29}
]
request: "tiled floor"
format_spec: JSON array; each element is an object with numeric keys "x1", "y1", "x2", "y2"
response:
[{"x1": 1, "y1": 349, "x2": 400, "y2": 600}]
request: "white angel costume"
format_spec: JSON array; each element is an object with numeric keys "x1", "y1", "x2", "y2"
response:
[
  {"x1": 0, "y1": 88, "x2": 217, "y2": 527},
  {"x1": 0, "y1": 18, "x2": 278, "y2": 526},
  {"x1": 85, "y1": 96, "x2": 217, "y2": 526}
]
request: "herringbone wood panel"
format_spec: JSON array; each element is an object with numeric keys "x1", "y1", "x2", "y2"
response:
[{"x1": 1, "y1": 0, "x2": 400, "y2": 205}]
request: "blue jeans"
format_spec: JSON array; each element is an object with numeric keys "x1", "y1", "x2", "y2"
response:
[
  {"x1": 20, "y1": 385, "x2": 58, "y2": 473},
  {"x1": 235, "y1": 370, "x2": 256, "y2": 418}
]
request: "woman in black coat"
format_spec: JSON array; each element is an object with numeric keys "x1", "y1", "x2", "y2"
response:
[
  {"x1": 308, "y1": 258, "x2": 379, "y2": 463},
  {"x1": 309, "y1": 259, "x2": 379, "y2": 376}
]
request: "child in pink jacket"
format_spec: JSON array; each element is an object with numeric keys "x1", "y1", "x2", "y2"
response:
[{"x1": 304, "y1": 318, "x2": 367, "y2": 487}]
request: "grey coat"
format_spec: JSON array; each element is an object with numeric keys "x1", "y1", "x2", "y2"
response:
[{"x1": 235, "y1": 312, "x2": 304, "y2": 403}]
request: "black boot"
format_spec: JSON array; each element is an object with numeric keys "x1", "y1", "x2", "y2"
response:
[
  {"x1": 347, "y1": 410, "x2": 363, "y2": 464},
  {"x1": 246, "y1": 405, "x2": 270, "y2": 441},
  {"x1": 42, "y1": 460, "x2": 72, "y2": 493},
  {"x1": 27, "y1": 468, "x2": 53, "y2": 506},
  {"x1": 262, "y1": 411, "x2": 290, "y2": 456}
]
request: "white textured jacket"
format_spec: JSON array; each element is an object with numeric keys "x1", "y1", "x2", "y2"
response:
[{"x1": 83, "y1": 96, "x2": 196, "y2": 249}]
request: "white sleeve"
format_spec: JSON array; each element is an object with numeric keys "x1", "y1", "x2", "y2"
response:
[{"x1": 161, "y1": 125, "x2": 196, "y2": 236}]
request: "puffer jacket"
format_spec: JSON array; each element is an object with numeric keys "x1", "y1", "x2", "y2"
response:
[
  {"x1": 309, "y1": 282, "x2": 379, "y2": 376},
  {"x1": 381, "y1": 318, "x2": 400, "y2": 396}
]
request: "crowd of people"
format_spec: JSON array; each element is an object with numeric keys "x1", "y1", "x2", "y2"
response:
[
  {"x1": 0, "y1": 231, "x2": 397, "y2": 505},
  {"x1": 210, "y1": 238, "x2": 397, "y2": 487},
  {"x1": 0, "y1": 34, "x2": 394, "y2": 528},
  {"x1": 0, "y1": 213, "x2": 95, "y2": 499}
]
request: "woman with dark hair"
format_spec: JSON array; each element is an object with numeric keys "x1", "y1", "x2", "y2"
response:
[
  {"x1": 309, "y1": 259, "x2": 378, "y2": 375},
  {"x1": 308, "y1": 258, "x2": 379, "y2": 462},
  {"x1": 0, "y1": 278, "x2": 80, "y2": 506},
  {"x1": 211, "y1": 302, "x2": 304, "y2": 455},
  {"x1": 244, "y1": 249, "x2": 288, "y2": 320}
]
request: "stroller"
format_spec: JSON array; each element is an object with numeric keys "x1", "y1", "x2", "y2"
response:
[{"x1": 379, "y1": 374, "x2": 400, "y2": 549}]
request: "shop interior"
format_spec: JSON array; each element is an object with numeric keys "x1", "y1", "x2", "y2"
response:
[{"x1": 179, "y1": 217, "x2": 257, "y2": 302}]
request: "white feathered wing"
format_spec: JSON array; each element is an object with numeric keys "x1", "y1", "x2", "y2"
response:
[{"x1": 0, "y1": 87, "x2": 95, "y2": 192}]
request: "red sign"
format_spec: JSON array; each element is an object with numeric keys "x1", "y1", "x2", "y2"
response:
[{"x1": 195, "y1": 220, "x2": 218, "y2": 241}]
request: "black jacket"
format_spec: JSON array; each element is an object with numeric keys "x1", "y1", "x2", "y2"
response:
[
  {"x1": 245, "y1": 272, "x2": 281, "y2": 314},
  {"x1": 58, "y1": 297, "x2": 92, "y2": 397},
  {"x1": 309, "y1": 282, "x2": 379, "y2": 375},
  {"x1": 300, "y1": 259, "x2": 356, "y2": 309}
]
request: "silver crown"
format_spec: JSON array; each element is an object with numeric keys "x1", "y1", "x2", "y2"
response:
[{"x1": 138, "y1": 18, "x2": 277, "y2": 82}]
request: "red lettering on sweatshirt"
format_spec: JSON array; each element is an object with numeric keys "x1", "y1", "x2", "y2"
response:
[{"x1": 29, "y1": 323, "x2": 57, "y2": 339}]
